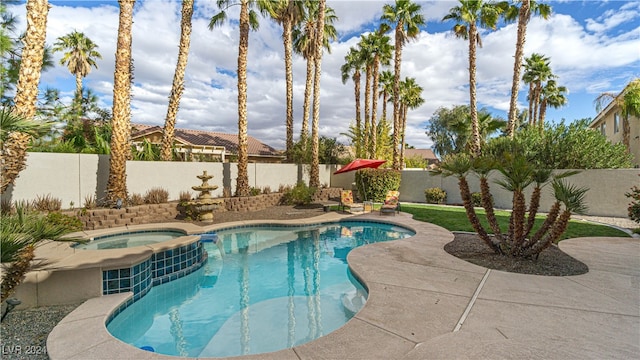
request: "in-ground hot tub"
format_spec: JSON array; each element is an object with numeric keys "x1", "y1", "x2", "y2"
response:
[{"x1": 74, "y1": 230, "x2": 187, "y2": 250}]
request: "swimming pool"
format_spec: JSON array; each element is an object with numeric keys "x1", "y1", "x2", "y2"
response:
[
  {"x1": 106, "y1": 221, "x2": 414, "y2": 357},
  {"x1": 74, "y1": 230, "x2": 186, "y2": 250}
]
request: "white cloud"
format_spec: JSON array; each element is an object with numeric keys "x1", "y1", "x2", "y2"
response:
[{"x1": 7, "y1": 0, "x2": 640, "y2": 151}]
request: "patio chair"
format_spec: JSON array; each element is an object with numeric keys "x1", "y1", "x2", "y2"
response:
[
  {"x1": 340, "y1": 190, "x2": 364, "y2": 213},
  {"x1": 380, "y1": 190, "x2": 400, "y2": 215}
]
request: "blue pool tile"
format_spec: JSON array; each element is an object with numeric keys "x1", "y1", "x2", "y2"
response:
[
  {"x1": 120, "y1": 279, "x2": 131, "y2": 288},
  {"x1": 106, "y1": 269, "x2": 119, "y2": 280},
  {"x1": 107, "y1": 280, "x2": 119, "y2": 290}
]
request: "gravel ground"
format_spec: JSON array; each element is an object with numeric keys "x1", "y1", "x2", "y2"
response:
[{"x1": 0, "y1": 303, "x2": 79, "y2": 360}]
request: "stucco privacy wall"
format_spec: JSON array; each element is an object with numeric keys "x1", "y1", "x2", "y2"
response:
[
  {"x1": 332, "y1": 168, "x2": 639, "y2": 218},
  {"x1": 2, "y1": 153, "x2": 336, "y2": 206},
  {"x1": 3, "y1": 152, "x2": 638, "y2": 218}
]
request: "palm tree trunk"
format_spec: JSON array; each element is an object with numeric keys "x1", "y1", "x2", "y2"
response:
[
  {"x1": 526, "y1": 200, "x2": 560, "y2": 249},
  {"x1": 399, "y1": 104, "x2": 407, "y2": 167},
  {"x1": 75, "y1": 73, "x2": 83, "y2": 112},
  {"x1": 480, "y1": 176, "x2": 502, "y2": 242},
  {"x1": 1, "y1": 245, "x2": 35, "y2": 302},
  {"x1": 532, "y1": 82, "x2": 541, "y2": 126},
  {"x1": 382, "y1": 91, "x2": 388, "y2": 123},
  {"x1": 354, "y1": 70, "x2": 362, "y2": 157},
  {"x1": 370, "y1": 58, "x2": 379, "y2": 158},
  {"x1": 363, "y1": 64, "x2": 371, "y2": 158},
  {"x1": 300, "y1": 55, "x2": 313, "y2": 147},
  {"x1": 161, "y1": 0, "x2": 194, "y2": 162},
  {"x1": 309, "y1": 0, "x2": 325, "y2": 188},
  {"x1": 524, "y1": 209, "x2": 571, "y2": 257},
  {"x1": 525, "y1": 186, "x2": 541, "y2": 237},
  {"x1": 391, "y1": 25, "x2": 403, "y2": 170},
  {"x1": 459, "y1": 176, "x2": 497, "y2": 253},
  {"x1": 510, "y1": 189, "x2": 527, "y2": 254},
  {"x1": 235, "y1": 0, "x2": 250, "y2": 196},
  {"x1": 4, "y1": 0, "x2": 49, "y2": 194},
  {"x1": 1, "y1": 132, "x2": 31, "y2": 193},
  {"x1": 538, "y1": 98, "x2": 547, "y2": 131},
  {"x1": 13, "y1": 0, "x2": 49, "y2": 120},
  {"x1": 283, "y1": 18, "x2": 294, "y2": 162},
  {"x1": 527, "y1": 82, "x2": 534, "y2": 125},
  {"x1": 468, "y1": 24, "x2": 481, "y2": 157},
  {"x1": 106, "y1": 0, "x2": 135, "y2": 203},
  {"x1": 507, "y1": 0, "x2": 530, "y2": 137}
]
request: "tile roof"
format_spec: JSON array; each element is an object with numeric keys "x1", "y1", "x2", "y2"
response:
[
  {"x1": 404, "y1": 148, "x2": 438, "y2": 161},
  {"x1": 131, "y1": 124, "x2": 282, "y2": 157}
]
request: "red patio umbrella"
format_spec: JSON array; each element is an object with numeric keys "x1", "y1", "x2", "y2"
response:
[{"x1": 333, "y1": 159, "x2": 386, "y2": 174}]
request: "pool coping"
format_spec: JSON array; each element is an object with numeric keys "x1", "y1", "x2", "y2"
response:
[{"x1": 46, "y1": 211, "x2": 640, "y2": 359}]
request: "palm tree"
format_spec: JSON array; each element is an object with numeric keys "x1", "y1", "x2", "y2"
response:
[
  {"x1": 2, "y1": 3, "x2": 55, "y2": 106},
  {"x1": 367, "y1": 30, "x2": 393, "y2": 158},
  {"x1": 161, "y1": 0, "x2": 194, "y2": 162},
  {"x1": 1, "y1": 207, "x2": 82, "y2": 301},
  {"x1": 264, "y1": 0, "x2": 303, "y2": 162},
  {"x1": 341, "y1": 46, "x2": 364, "y2": 157},
  {"x1": 209, "y1": 0, "x2": 262, "y2": 197},
  {"x1": 5, "y1": 0, "x2": 49, "y2": 194},
  {"x1": 505, "y1": 0, "x2": 551, "y2": 137},
  {"x1": 106, "y1": 0, "x2": 135, "y2": 204},
  {"x1": 522, "y1": 52, "x2": 552, "y2": 126},
  {"x1": 0, "y1": 109, "x2": 51, "y2": 193},
  {"x1": 538, "y1": 79, "x2": 567, "y2": 129},
  {"x1": 357, "y1": 35, "x2": 373, "y2": 156},
  {"x1": 52, "y1": 30, "x2": 102, "y2": 109},
  {"x1": 594, "y1": 78, "x2": 640, "y2": 152},
  {"x1": 443, "y1": 0, "x2": 504, "y2": 157},
  {"x1": 381, "y1": 0, "x2": 425, "y2": 169},
  {"x1": 292, "y1": 1, "x2": 336, "y2": 150},
  {"x1": 398, "y1": 77, "x2": 423, "y2": 167},
  {"x1": 378, "y1": 69, "x2": 394, "y2": 123},
  {"x1": 309, "y1": 0, "x2": 327, "y2": 188}
]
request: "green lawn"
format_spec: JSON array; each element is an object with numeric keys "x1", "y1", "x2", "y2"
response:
[{"x1": 400, "y1": 203, "x2": 630, "y2": 240}]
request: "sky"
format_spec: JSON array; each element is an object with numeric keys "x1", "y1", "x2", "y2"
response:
[{"x1": 7, "y1": 0, "x2": 640, "y2": 151}]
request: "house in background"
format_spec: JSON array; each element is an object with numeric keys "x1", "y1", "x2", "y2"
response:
[
  {"x1": 131, "y1": 124, "x2": 284, "y2": 163},
  {"x1": 404, "y1": 148, "x2": 440, "y2": 168},
  {"x1": 588, "y1": 84, "x2": 640, "y2": 167}
]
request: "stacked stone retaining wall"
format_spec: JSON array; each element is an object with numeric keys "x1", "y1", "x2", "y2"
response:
[{"x1": 66, "y1": 188, "x2": 342, "y2": 230}]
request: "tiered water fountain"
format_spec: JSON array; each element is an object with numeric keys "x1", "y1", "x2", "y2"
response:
[{"x1": 188, "y1": 171, "x2": 223, "y2": 223}]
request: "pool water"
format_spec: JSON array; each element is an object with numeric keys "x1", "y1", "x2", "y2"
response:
[
  {"x1": 107, "y1": 221, "x2": 414, "y2": 357},
  {"x1": 75, "y1": 230, "x2": 185, "y2": 250}
]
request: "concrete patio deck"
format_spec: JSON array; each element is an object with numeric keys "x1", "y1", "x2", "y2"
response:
[{"x1": 47, "y1": 212, "x2": 639, "y2": 359}]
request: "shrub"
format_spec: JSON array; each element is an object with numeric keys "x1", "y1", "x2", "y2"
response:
[
  {"x1": 281, "y1": 181, "x2": 317, "y2": 206},
  {"x1": 278, "y1": 184, "x2": 292, "y2": 193},
  {"x1": 129, "y1": 193, "x2": 145, "y2": 206},
  {"x1": 179, "y1": 191, "x2": 192, "y2": 202},
  {"x1": 46, "y1": 212, "x2": 83, "y2": 232},
  {"x1": 355, "y1": 168, "x2": 401, "y2": 202},
  {"x1": 33, "y1": 194, "x2": 62, "y2": 212},
  {"x1": 471, "y1": 192, "x2": 482, "y2": 207},
  {"x1": 83, "y1": 194, "x2": 96, "y2": 209},
  {"x1": 250, "y1": 187, "x2": 261, "y2": 196},
  {"x1": 425, "y1": 187, "x2": 447, "y2": 204},
  {"x1": 626, "y1": 175, "x2": 640, "y2": 224},
  {"x1": 1, "y1": 198, "x2": 13, "y2": 215},
  {"x1": 484, "y1": 119, "x2": 633, "y2": 169},
  {"x1": 404, "y1": 154, "x2": 428, "y2": 169},
  {"x1": 262, "y1": 186, "x2": 272, "y2": 194},
  {"x1": 438, "y1": 152, "x2": 588, "y2": 258},
  {"x1": 144, "y1": 188, "x2": 169, "y2": 204}
]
